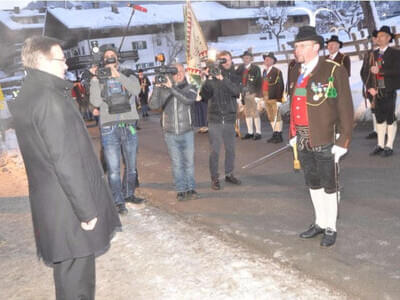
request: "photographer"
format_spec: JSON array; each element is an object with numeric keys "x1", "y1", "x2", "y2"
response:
[
  {"x1": 89, "y1": 45, "x2": 144, "y2": 215},
  {"x1": 200, "y1": 51, "x2": 242, "y2": 190},
  {"x1": 149, "y1": 63, "x2": 198, "y2": 201}
]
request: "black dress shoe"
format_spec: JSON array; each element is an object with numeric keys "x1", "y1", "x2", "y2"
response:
[
  {"x1": 267, "y1": 132, "x2": 277, "y2": 143},
  {"x1": 125, "y1": 195, "x2": 145, "y2": 204},
  {"x1": 241, "y1": 133, "x2": 254, "y2": 140},
  {"x1": 273, "y1": 132, "x2": 283, "y2": 144},
  {"x1": 299, "y1": 224, "x2": 324, "y2": 239},
  {"x1": 225, "y1": 174, "x2": 242, "y2": 185},
  {"x1": 116, "y1": 203, "x2": 128, "y2": 215},
  {"x1": 177, "y1": 192, "x2": 185, "y2": 201},
  {"x1": 382, "y1": 147, "x2": 393, "y2": 157},
  {"x1": 253, "y1": 133, "x2": 262, "y2": 140},
  {"x1": 370, "y1": 146, "x2": 384, "y2": 156},
  {"x1": 365, "y1": 131, "x2": 377, "y2": 139},
  {"x1": 320, "y1": 228, "x2": 337, "y2": 247},
  {"x1": 211, "y1": 178, "x2": 221, "y2": 190},
  {"x1": 185, "y1": 190, "x2": 199, "y2": 200}
]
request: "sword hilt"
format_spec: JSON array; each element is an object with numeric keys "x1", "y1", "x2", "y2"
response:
[{"x1": 292, "y1": 143, "x2": 301, "y2": 172}]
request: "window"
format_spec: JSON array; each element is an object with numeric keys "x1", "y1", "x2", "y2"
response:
[
  {"x1": 132, "y1": 41, "x2": 147, "y2": 50},
  {"x1": 81, "y1": 46, "x2": 85, "y2": 55},
  {"x1": 156, "y1": 38, "x2": 162, "y2": 46}
]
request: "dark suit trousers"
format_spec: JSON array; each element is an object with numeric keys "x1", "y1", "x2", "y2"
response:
[
  {"x1": 53, "y1": 254, "x2": 95, "y2": 300},
  {"x1": 375, "y1": 89, "x2": 397, "y2": 124}
]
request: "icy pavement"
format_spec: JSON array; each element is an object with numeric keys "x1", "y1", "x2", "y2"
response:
[{"x1": 1, "y1": 199, "x2": 346, "y2": 299}]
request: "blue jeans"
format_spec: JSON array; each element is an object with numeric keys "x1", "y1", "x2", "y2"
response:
[
  {"x1": 164, "y1": 131, "x2": 195, "y2": 193},
  {"x1": 101, "y1": 124, "x2": 138, "y2": 205}
]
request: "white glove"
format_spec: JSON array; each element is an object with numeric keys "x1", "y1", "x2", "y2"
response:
[
  {"x1": 254, "y1": 97, "x2": 261, "y2": 103},
  {"x1": 331, "y1": 145, "x2": 347, "y2": 163},
  {"x1": 289, "y1": 136, "x2": 297, "y2": 148},
  {"x1": 276, "y1": 101, "x2": 282, "y2": 108}
]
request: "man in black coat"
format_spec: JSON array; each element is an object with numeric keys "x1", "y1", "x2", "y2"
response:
[
  {"x1": 200, "y1": 50, "x2": 242, "y2": 190},
  {"x1": 366, "y1": 26, "x2": 400, "y2": 157},
  {"x1": 9, "y1": 36, "x2": 121, "y2": 299},
  {"x1": 360, "y1": 30, "x2": 379, "y2": 139}
]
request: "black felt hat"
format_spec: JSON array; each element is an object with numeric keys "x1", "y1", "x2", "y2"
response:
[
  {"x1": 262, "y1": 52, "x2": 277, "y2": 63},
  {"x1": 377, "y1": 25, "x2": 394, "y2": 42},
  {"x1": 240, "y1": 50, "x2": 253, "y2": 58},
  {"x1": 325, "y1": 35, "x2": 343, "y2": 48},
  {"x1": 290, "y1": 26, "x2": 324, "y2": 49}
]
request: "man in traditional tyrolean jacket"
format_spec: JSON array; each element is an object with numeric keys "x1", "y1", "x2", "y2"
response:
[
  {"x1": 236, "y1": 50, "x2": 263, "y2": 140},
  {"x1": 259, "y1": 52, "x2": 285, "y2": 143},
  {"x1": 288, "y1": 26, "x2": 354, "y2": 247},
  {"x1": 366, "y1": 26, "x2": 400, "y2": 157},
  {"x1": 325, "y1": 35, "x2": 351, "y2": 77}
]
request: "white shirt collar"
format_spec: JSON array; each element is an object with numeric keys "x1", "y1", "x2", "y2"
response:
[
  {"x1": 329, "y1": 52, "x2": 338, "y2": 60},
  {"x1": 302, "y1": 55, "x2": 319, "y2": 77},
  {"x1": 262, "y1": 65, "x2": 273, "y2": 75},
  {"x1": 245, "y1": 63, "x2": 251, "y2": 69},
  {"x1": 379, "y1": 46, "x2": 388, "y2": 53}
]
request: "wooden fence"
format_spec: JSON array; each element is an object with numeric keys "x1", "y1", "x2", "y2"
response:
[{"x1": 232, "y1": 26, "x2": 400, "y2": 65}]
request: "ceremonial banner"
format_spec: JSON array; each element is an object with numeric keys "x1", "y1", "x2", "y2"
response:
[
  {"x1": 0, "y1": 84, "x2": 5, "y2": 110},
  {"x1": 184, "y1": 0, "x2": 208, "y2": 88}
]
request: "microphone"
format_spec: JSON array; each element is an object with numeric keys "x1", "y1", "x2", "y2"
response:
[{"x1": 127, "y1": 3, "x2": 147, "y2": 13}]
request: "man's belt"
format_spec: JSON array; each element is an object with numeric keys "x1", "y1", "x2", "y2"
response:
[{"x1": 295, "y1": 125, "x2": 332, "y2": 152}]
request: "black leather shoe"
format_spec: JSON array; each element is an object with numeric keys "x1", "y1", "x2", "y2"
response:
[
  {"x1": 273, "y1": 132, "x2": 283, "y2": 144},
  {"x1": 365, "y1": 131, "x2": 377, "y2": 139},
  {"x1": 177, "y1": 192, "x2": 185, "y2": 201},
  {"x1": 253, "y1": 133, "x2": 262, "y2": 140},
  {"x1": 370, "y1": 146, "x2": 384, "y2": 156},
  {"x1": 241, "y1": 133, "x2": 254, "y2": 140},
  {"x1": 320, "y1": 228, "x2": 337, "y2": 247},
  {"x1": 267, "y1": 132, "x2": 277, "y2": 143},
  {"x1": 225, "y1": 174, "x2": 241, "y2": 185},
  {"x1": 382, "y1": 147, "x2": 393, "y2": 157},
  {"x1": 185, "y1": 190, "x2": 199, "y2": 200},
  {"x1": 125, "y1": 195, "x2": 145, "y2": 204},
  {"x1": 299, "y1": 224, "x2": 324, "y2": 239},
  {"x1": 116, "y1": 203, "x2": 128, "y2": 216},
  {"x1": 211, "y1": 178, "x2": 221, "y2": 190}
]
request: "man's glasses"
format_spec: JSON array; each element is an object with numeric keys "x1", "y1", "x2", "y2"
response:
[{"x1": 52, "y1": 57, "x2": 66, "y2": 63}]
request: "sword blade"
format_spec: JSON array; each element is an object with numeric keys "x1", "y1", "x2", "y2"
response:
[{"x1": 242, "y1": 144, "x2": 291, "y2": 169}]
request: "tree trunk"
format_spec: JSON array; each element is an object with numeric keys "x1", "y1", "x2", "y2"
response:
[
  {"x1": 360, "y1": 1, "x2": 377, "y2": 35},
  {"x1": 275, "y1": 35, "x2": 281, "y2": 52}
]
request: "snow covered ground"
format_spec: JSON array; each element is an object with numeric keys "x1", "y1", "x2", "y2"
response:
[{"x1": 0, "y1": 200, "x2": 346, "y2": 299}]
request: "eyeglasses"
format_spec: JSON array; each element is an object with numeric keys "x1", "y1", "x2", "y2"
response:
[
  {"x1": 294, "y1": 43, "x2": 316, "y2": 50},
  {"x1": 52, "y1": 57, "x2": 66, "y2": 63}
]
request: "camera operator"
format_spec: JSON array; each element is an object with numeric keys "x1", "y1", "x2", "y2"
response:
[
  {"x1": 149, "y1": 63, "x2": 198, "y2": 201},
  {"x1": 199, "y1": 51, "x2": 242, "y2": 190},
  {"x1": 89, "y1": 45, "x2": 144, "y2": 215}
]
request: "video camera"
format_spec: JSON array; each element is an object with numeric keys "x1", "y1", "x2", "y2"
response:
[
  {"x1": 90, "y1": 41, "x2": 116, "y2": 80},
  {"x1": 152, "y1": 53, "x2": 178, "y2": 84},
  {"x1": 207, "y1": 58, "x2": 227, "y2": 78}
]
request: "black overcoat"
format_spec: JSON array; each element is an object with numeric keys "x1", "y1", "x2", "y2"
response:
[{"x1": 9, "y1": 69, "x2": 121, "y2": 264}]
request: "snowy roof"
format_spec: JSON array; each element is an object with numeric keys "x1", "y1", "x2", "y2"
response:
[
  {"x1": 0, "y1": 9, "x2": 44, "y2": 30},
  {"x1": 47, "y1": 2, "x2": 262, "y2": 29}
]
